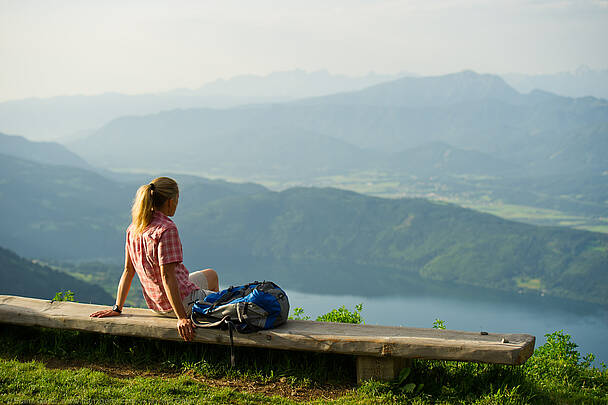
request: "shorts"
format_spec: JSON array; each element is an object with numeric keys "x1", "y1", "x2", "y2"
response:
[{"x1": 152, "y1": 270, "x2": 215, "y2": 318}]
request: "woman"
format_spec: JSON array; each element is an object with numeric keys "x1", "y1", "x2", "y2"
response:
[{"x1": 90, "y1": 177, "x2": 219, "y2": 342}]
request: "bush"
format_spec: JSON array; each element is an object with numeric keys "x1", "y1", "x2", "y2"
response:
[
  {"x1": 51, "y1": 290, "x2": 74, "y2": 302},
  {"x1": 288, "y1": 307, "x2": 310, "y2": 320},
  {"x1": 316, "y1": 304, "x2": 364, "y2": 324},
  {"x1": 523, "y1": 330, "x2": 607, "y2": 399},
  {"x1": 289, "y1": 304, "x2": 364, "y2": 324}
]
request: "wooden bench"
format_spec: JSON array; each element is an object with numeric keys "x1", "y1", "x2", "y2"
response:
[{"x1": 0, "y1": 295, "x2": 535, "y2": 383}]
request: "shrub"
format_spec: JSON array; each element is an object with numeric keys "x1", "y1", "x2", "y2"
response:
[
  {"x1": 288, "y1": 307, "x2": 310, "y2": 320},
  {"x1": 52, "y1": 290, "x2": 74, "y2": 302},
  {"x1": 289, "y1": 304, "x2": 364, "y2": 324},
  {"x1": 316, "y1": 304, "x2": 364, "y2": 324}
]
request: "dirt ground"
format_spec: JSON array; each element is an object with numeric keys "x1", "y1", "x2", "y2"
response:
[{"x1": 38, "y1": 356, "x2": 355, "y2": 402}]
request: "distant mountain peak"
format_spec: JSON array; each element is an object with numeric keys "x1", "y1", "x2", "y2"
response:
[
  {"x1": 575, "y1": 64, "x2": 592, "y2": 75},
  {"x1": 301, "y1": 70, "x2": 522, "y2": 108}
]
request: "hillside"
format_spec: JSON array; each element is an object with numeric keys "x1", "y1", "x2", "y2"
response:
[
  {"x1": 177, "y1": 187, "x2": 608, "y2": 304},
  {"x1": 0, "y1": 153, "x2": 265, "y2": 259},
  {"x1": 0, "y1": 132, "x2": 91, "y2": 169},
  {"x1": 1, "y1": 154, "x2": 607, "y2": 304},
  {"x1": 386, "y1": 142, "x2": 519, "y2": 177},
  {"x1": 0, "y1": 246, "x2": 113, "y2": 304}
]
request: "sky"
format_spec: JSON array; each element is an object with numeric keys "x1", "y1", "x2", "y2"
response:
[{"x1": 1, "y1": 0, "x2": 607, "y2": 102}]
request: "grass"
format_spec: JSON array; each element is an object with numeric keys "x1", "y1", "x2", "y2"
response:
[
  {"x1": 462, "y1": 202, "x2": 608, "y2": 234},
  {"x1": 1, "y1": 323, "x2": 607, "y2": 404},
  {"x1": 1, "y1": 359, "x2": 285, "y2": 404},
  {"x1": 0, "y1": 324, "x2": 355, "y2": 384},
  {"x1": 582, "y1": 225, "x2": 608, "y2": 234},
  {"x1": 515, "y1": 277, "x2": 543, "y2": 291}
]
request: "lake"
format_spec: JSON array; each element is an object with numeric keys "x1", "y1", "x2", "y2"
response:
[{"x1": 283, "y1": 282, "x2": 608, "y2": 366}]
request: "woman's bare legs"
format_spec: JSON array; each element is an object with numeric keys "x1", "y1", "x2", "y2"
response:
[{"x1": 189, "y1": 268, "x2": 219, "y2": 292}]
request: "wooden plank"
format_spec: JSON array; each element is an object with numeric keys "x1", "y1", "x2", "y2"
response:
[{"x1": 0, "y1": 295, "x2": 535, "y2": 365}]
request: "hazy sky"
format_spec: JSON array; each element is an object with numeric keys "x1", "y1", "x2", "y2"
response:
[{"x1": 1, "y1": 0, "x2": 607, "y2": 101}]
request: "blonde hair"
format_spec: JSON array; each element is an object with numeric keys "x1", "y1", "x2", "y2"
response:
[{"x1": 131, "y1": 177, "x2": 179, "y2": 234}]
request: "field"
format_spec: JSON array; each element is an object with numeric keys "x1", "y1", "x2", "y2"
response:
[
  {"x1": 273, "y1": 172, "x2": 608, "y2": 235},
  {"x1": 109, "y1": 168, "x2": 608, "y2": 235}
]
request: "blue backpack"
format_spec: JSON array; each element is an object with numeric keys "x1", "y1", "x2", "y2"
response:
[
  {"x1": 191, "y1": 281, "x2": 290, "y2": 366},
  {"x1": 191, "y1": 280, "x2": 289, "y2": 332}
]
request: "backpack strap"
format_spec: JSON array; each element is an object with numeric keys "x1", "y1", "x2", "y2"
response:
[
  {"x1": 190, "y1": 314, "x2": 237, "y2": 367},
  {"x1": 226, "y1": 320, "x2": 236, "y2": 367},
  {"x1": 191, "y1": 314, "x2": 230, "y2": 328}
]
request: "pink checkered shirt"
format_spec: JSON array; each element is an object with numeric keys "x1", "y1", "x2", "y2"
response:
[{"x1": 126, "y1": 211, "x2": 198, "y2": 311}]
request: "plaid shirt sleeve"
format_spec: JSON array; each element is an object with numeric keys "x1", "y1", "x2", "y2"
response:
[{"x1": 157, "y1": 226, "x2": 183, "y2": 265}]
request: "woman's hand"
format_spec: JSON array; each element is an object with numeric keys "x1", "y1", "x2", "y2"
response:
[
  {"x1": 90, "y1": 308, "x2": 121, "y2": 318},
  {"x1": 177, "y1": 318, "x2": 196, "y2": 341}
]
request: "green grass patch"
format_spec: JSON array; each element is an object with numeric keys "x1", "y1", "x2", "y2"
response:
[
  {"x1": 0, "y1": 358, "x2": 288, "y2": 404},
  {"x1": 2, "y1": 323, "x2": 607, "y2": 404},
  {"x1": 0, "y1": 324, "x2": 355, "y2": 388},
  {"x1": 515, "y1": 277, "x2": 543, "y2": 290},
  {"x1": 579, "y1": 225, "x2": 608, "y2": 234}
]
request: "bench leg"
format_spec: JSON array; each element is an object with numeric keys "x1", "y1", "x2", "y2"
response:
[{"x1": 356, "y1": 356, "x2": 411, "y2": 384}]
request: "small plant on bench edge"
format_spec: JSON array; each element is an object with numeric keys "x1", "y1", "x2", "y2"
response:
[
  {"x1": 289, "y1": 304, "x2": 364, "y2": 324},
  {"x1": 288, "y1": 307, "x2": 310, "y2": 320},
  {"x1": 432, "y1": 318, "x2": 446, "y2": 330},
  {"x1": 316, "y1": 304, "x2": 364, "y2": 324},
  {"x1": 51, "y1": 290, "x2": 75, "y2": 302}
]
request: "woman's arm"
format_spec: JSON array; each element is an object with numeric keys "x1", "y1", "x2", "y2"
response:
[
  {"x1": 160, "y1": 262, "x2": 196, "y2": 341},
  {"x1": 90, "y1": 249, "x2": 136, "y2": 318}
]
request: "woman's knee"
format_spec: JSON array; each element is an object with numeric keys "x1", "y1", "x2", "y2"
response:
[{"x1": 202, "y1": 268, "x2": 219, "y2": 291}]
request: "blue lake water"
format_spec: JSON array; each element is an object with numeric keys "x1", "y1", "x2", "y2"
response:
[{"x1": 282, "y1": 286, "x2": 608, "y2": 366}]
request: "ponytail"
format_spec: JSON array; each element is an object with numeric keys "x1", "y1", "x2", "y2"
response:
[{"x1": 131, "y1": 177, "x2": 179, "y2": 234}]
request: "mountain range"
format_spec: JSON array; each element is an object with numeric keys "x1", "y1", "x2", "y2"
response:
[
  {"x1": 1, "y1": 67, "x2": 606, "y2": 142},
  {"x1": 62, "y1": 71, "x2": 607, "y2": 219},
  {"x1": 68, "y1": 71, "x2": 607, "y2": 175},
  {"x1": 1, "y1": 151, "x2": 606, "y2": 305},
  {"x1": 503, "y1": 66, "x2": 608, "y2": 99},
  {"x1": 0, "y1": 70, "x2": 404, "y2": 141}
]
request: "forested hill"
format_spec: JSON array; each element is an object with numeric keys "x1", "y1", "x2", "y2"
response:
[
  {"x1": 178, "y1": 187, "x2": 608, "y2": 304},
  {"x1": 1, "y1": 153, "x2": 606, "y2": 305},
  {"x1": 0, "y1": 246, "x2": 113, "y2": 304},
  {"x1": 0, "y1": 132, "x2": 91, "y2": 169}
]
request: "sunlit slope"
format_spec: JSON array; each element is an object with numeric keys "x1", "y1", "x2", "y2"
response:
[
  {"x1": 0, "y1": 246, "x2": 113, "y2": 304},
  {"x1": 4, "y1": 153, "x2": 605, "y2": 303}
]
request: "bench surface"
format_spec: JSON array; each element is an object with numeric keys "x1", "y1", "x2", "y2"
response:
[{"x1": 0, "y1": 294, "x2": 535, "y2": 366}]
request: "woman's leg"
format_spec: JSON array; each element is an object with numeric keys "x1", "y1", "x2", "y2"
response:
[{"x1": 189, "y1": 268, "x2": 219, "y2": 292}]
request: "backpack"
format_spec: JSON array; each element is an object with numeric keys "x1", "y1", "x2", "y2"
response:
[{"x1": 190, "y1": 281, "x2": 290, "y2": 366}]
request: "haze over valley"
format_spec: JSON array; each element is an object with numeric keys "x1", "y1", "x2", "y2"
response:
[
  {"x1": 1, "y1": 67, "x2": 607, "y2": 308},
  {"x1": 61, "y1": 70, "x2": 608, "y2": 233}
]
